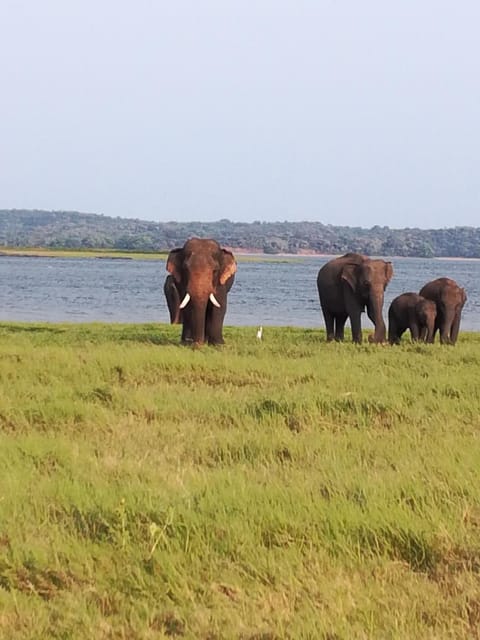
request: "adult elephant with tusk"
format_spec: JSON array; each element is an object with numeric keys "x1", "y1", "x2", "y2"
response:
[
  {"x1": 317, "y1": 253, "x2": 393, "y2": 343},
  {"x1": 165, "y1": 238, "x2": 237, "y2": 345}
]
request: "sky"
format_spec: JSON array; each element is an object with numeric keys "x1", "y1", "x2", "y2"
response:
[{"x1": 1, "y1": 1, "x2": 479, "y2": 228}]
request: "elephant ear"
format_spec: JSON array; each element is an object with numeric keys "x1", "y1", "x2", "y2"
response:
[
  {"x1": 166, "y1": 248, "x2": 183, "y2": 283},
  {"x1": 385, "y1": 261, "x2": 394, "y2": 285},
  {"x1": 220, "y1": 249, "x2": 237, "y2": 285},
  {"x1": 341, "y1": 263, "x2": 357, "y2": 290}
]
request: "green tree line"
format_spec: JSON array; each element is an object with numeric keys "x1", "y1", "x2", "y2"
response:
[{"x1": 1, "y1": 209, "x2": 479, "y2": 257}]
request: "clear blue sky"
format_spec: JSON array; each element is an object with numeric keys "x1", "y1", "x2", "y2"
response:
[{"x1": 1, "y1": 1, "x2": 479, "y2": 228}]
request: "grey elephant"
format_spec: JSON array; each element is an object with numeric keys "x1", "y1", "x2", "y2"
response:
[
  {"x1": 388, "y1": 293, "x2": 437, "y2": 344},
  {"x1": 165, "y1": 238, "x2": 237, "y2": 345},
  {"x1": 419, "y1": 277, "x2": 466, "y2": 345},
  {"x1": 317, "y1": 253, "x2": 393, "y2": 343}
]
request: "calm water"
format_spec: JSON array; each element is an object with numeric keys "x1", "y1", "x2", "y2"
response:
[{"x1": 0, "y1": 255, "x2": 479, "y2": 330}]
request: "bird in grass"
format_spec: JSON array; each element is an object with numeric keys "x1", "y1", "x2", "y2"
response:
[{"x1": 256, "y1": 326, "x2": 263, "y2": 340}]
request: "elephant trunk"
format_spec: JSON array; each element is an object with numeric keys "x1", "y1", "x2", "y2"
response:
[
  {"x1": 368, "y1": 292, "x2": 387, "y2": 343},
  {"x1": 185, "y1": 274, "x2": 215, "y2": 345},
  {"x1": 184, "y1": 295, "x2": 208, "y2": 345}
]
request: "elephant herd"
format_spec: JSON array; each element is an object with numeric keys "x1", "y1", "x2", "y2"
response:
[
  {"x1": 317, "y1": 252, "x2": 467, "y2": 346},
  {"x1": 163, "y1": 238, "x2": 467, "y2": 347}
]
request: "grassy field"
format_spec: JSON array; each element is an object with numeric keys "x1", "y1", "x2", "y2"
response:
[
  {"x1": 0, "y1": 247, "x2": 301, "y2": 263},
  {"x1": 0, "y1": 323, "x2": 479, "y2": 639},
  {"x1": 0, "y1": 247, "x2": 168, "y2": 260}
]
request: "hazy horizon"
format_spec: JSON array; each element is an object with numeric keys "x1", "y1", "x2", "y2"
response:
[{"x1": 1, "y1": 1, "x2": 479, "y2": 229}]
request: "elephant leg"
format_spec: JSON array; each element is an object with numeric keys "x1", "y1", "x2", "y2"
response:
[
  {"x1": 181, "y1": 315, "x2": 194, "y2": 344},
  {"x1": 180, "y1": 306, "x2": 198, "y2": 344},
  {"x1": 334, "y1": 313, "x2": 348, "y2": 341},
  {"x1": 428, "y1": 316, "x2": 436, "y2": 342},
  {"x1": 322, "y1": 308, "x2": 335, "y2": 341},
  {"x1": 388, "y1": 314, "x2": 399, "y2": 344},
  {"x1": 343, "y1": 289, "x2": 363, "y2": 343},
  {"x1": 440, "y1": 331, "x2": 451, "y2": 346},
  {"x1": 410, "y1": 321, "x2": 420, "y2": 342},
  {"x1": 164, "y1": 276, "x2": 181, "y2": 324},
  {"x1": 206, "y1": 303, "x2": 227, "y2": 345},
  {"x1": 206, "y1": 285, "x2": 229, "y2": 345},
  {"x1": 389, "y1": 314, "x2": 406, "y2": 344},
  {"x1": 419, "y1": 326, "x2": 427, "y2": 342},
  {"x1": 181, "y1": 323, "x2": 193, "y2": 344},
  {"x1": 440, "y1": 310, "x2": 455, "y2": 345},
  {"x1": 388, "y1": 329, "x2": 399, "y2": 344},
  {"x1": 349, "y1": 311, "x2": 362, "y2": 344},
  {"x1": 389, "y1": 331, "x2": 402, "y2": 345},
  {"x1": 450, "y1": 311, "x2": 462, "y2": 345}
]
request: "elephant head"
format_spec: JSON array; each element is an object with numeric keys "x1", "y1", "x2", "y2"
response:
[
  {"x1": 166, "y1": 238, "x2": 237, "y2": 345},
  {"x1": 341, "y1": 256, "x2": 393, "y2": 343}
]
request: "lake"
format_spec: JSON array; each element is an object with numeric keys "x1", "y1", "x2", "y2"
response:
[{"x1": 0, "y1": 255, "x2": 479, "y2": 330}]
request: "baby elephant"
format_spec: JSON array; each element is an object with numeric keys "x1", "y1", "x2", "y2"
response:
[{"x1": 388, "y1": 293, "x2": 437, "y2": 344}]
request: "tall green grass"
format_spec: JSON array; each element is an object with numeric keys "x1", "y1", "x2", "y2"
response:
[{"x1": 0, "y1": 322, "x2": 479, "y2": 638}]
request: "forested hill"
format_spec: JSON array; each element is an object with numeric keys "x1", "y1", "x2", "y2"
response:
[{"x1": 1, "y1": 209, "x2": 480, "y2": 257}]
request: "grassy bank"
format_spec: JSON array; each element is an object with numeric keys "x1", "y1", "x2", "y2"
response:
[
  {"x1": 0, "y1": 247, "x2": 301, "y2": 263},
  {"x1": 0, "y1": 247, "x2": 168, "y2": 260},
  {"x1": 0, "y1": 323, "x2": 479, "y2": 639}
]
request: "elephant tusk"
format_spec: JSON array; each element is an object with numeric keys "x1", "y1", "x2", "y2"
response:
[
  {"x1": 179, "y1": 293, "x2": 191, "y2": 309},
  {"x1": 209, "y1": 293, "x2": 221, "y2": 308}
]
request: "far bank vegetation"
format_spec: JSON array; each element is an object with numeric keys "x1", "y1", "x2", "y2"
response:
[{"x1": 1, "y1": 209, "x2": 480, "y2": 257}]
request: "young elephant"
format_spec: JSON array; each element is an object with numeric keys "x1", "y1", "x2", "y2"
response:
[
  {"x1": 388, "y1": 293, "x2": 437, "y2": 344},
  {"x1": 419, "y1": 277, "x2": 467, "y2": 345}
]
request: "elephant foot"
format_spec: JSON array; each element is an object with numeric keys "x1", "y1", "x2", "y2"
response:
[
  {"x1": 181, "y1": 338, "x2": 205, "y2": 348},
  {"x1": 207, "y1": 338, "x2": 225, "y2": 346}
]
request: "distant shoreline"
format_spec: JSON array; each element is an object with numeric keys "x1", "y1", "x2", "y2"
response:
[
  {"x1": 434, "y1": 256, "x2": 480, "y2": 262},
  {"x1": 1, "y1": 247, "x2": 480, "y2": 261}
]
